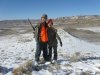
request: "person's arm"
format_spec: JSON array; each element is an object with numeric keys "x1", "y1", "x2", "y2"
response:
[
  {"x1": 33, "y1": 24, "x2": 40, "y2": 39},
  {"x1": 51, "y1": 27, "x2": 62, "y2": 47},
  {"x1": 56, "y1": 33, "x2": 62, "y2": 47},
  {"x1": 33, "y1": 24, "x2": 40, "y2": 33}
]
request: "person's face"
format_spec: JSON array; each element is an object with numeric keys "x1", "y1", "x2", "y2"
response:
[
  {"x1": 41, "y1": 17, "x2": 46, "y2": 22},
  {"x1": 48, "y1": 23, "x2": 52, "y2": 27}
]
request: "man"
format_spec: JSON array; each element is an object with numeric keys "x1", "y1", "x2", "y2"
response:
[{"x1": 34, "y1": 14, "x2": 48, "y2": 65}]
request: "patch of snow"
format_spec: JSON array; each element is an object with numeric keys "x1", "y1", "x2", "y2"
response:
[
  {"x1": 5, "y1": 71, "x2": 12, "y2": 75},
  {"x1": 0, "y1": 33, "x2": 36, "y2": 68},
  {"x1": 77, "y1": 27, "x2": 100, "y2": 33},
  {"x1": 32, "y1": 70, "x2": 52, "y2": 75},
  {"x1": 57, "y1": 29, "x2": 100, "y2": 56}
]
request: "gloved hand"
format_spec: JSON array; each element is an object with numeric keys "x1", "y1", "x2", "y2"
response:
[
  {"x1": 60, "y1": 42, "x2": 62, "y2": 47},
  {"x1": 33, "y1": 31, "x2": 35, "y2": 38},
  {"x1": 33, "y1": 31, "x2": 35, "y2": 34}
]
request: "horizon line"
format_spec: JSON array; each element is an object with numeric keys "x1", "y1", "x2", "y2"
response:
[{"x1": 0, "y1": 14, "x2": 100, "y2": 21}]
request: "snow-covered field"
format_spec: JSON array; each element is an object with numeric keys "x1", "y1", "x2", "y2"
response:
[{"x1": 0, "y1": 29, "x2": 100, "y2": 75}]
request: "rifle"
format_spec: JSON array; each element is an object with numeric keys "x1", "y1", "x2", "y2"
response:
[{"x1": 28, "y1": 18, "x2": 35, "y2": 31}]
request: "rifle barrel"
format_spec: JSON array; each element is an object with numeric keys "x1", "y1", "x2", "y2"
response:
[{"x1": 28, "y1": 19, "x2": 35, "y2": 31}]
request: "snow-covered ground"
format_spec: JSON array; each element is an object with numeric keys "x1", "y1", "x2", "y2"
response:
[
  {"x1": 0, "y1": 29, "x2": 100, "y2": 75},
  {"x1": 77, "y1": 26, "x2": 100, "y2": 33}
]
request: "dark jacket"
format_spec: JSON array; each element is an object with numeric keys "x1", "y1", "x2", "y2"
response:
[{"x1": 48, "y1": 26, "x2": 62, "y2": 47}]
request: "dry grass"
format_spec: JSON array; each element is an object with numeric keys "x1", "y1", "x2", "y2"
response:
[
  {"x1": 12, "y1": 60, "x2": 33, "y2": 75},
  {"x1": 70, "y1": 52, "x2": 81, "y2": 62}
]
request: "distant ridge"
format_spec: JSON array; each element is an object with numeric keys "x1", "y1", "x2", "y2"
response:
[{"x1": 0, "y1": 15, "x2": 100, "y2": 29}]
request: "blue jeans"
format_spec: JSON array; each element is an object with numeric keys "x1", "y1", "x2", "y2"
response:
[
  {"x1": 35, "y1": 42, "x2": 48, "y2": 62},
  {"x1": 35, "y1": 42, "x2": 41, "y2": 62}
]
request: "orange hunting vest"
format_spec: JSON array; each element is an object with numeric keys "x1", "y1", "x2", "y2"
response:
[{"x1": 40, "y1": 25, "x2": 48, "y2": 42}]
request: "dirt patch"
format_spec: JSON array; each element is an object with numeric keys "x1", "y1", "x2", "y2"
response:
[
  {"x1": 0, "y1": 29, "x2": 33, "y2": 36},
  {"x1": 0, "y1": 29, "x2": 19, "y2": 36},
  {"x1": 64, "y1": 28, "x2": 100, "y2": 44}
]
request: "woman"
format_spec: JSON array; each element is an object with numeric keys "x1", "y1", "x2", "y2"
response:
[{"x1": 47, "y1": 19, "x2": 62, "y2": 63}]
